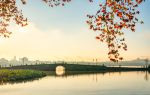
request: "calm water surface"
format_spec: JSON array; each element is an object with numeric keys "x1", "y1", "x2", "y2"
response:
[{"x1": 0, "y1": 71, "x2": 150, "y2": 95}]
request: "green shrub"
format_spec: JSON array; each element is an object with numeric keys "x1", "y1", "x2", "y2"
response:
[{"x1": 0, "y1": 69, "x2": 46, "y2": 82}]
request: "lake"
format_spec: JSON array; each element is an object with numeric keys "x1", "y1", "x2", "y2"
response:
[{"x1": 0, "y1": 71, "x2": 150, "y2": 95}]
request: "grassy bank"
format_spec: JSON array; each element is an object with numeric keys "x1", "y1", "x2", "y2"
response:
[{"x1": 0, "y1": 69, "x2": 46, "y2": 82}]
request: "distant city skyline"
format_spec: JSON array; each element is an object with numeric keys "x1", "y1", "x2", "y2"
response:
[
  {"x1": 0, "y1": 56, "x2": 149, "y2": 68},
  {"x1": 0, "y1": 56, "x2": 150, "y2": 62}
]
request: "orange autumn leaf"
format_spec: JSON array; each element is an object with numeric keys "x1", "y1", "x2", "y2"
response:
[{"x1": 96, "y1": 36, "x2": 100, "y2": 39}]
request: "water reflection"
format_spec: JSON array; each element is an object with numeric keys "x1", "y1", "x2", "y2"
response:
[
  {"x1": 0, "y1": 71, "x2": 150, "y2": 95},
  {"x1": 63, "y1": 71, "x2": 150, "y2": 81},
  {"x1": 55, "y1": 66, "x2": 65, "y2": 76},
  {"x1": 0, "y1": 77, "x2": 43, "y2": 86},
  {"x1": 144, "y1": 71, "x2": 149, "y2": 81},
  {"x1": 0, "y1": 71, "x2": 149, "y2": 86}
]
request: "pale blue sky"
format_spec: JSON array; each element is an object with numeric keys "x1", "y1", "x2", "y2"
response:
[
  {"x1": 0, "y1": 0, "x2": 149, "y2": 61},
  {"x1": 20, "y1": 0, "x2": 150, "y2": 30}
]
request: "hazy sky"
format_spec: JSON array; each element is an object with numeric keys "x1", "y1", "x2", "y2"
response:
[{"x1": 0, "y1": 0, "x2": 150, "y2": 61}]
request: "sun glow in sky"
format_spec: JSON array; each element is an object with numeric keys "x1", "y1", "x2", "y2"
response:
[{"x1": 0, "y1": 0, "x2": 150, "y2": 61}]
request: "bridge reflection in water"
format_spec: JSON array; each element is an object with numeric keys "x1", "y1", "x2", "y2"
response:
[{"x1": 55, "y1": 66, "x2": 65, "y2": 76}]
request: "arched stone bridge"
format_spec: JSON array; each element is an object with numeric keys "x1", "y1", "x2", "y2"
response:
[
  {"x1": 8, "y1": 63, "x2": 107, "y2": 71},
  {"x1": 7, "y1": 63, "x2": 150, "y2": 72}
]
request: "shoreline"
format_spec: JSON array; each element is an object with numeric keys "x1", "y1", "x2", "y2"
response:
[{"x1": 0, "y1": 69, "x2": 46, "y2": 84}]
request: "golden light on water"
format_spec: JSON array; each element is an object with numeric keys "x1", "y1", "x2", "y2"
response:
[{"x1": 55, "y1": 66, "x2": 65, "y2": 76}]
